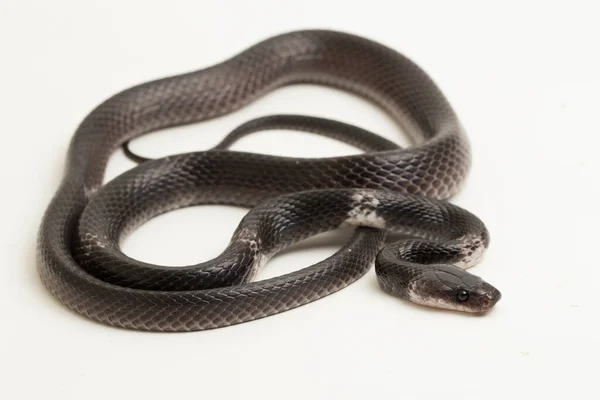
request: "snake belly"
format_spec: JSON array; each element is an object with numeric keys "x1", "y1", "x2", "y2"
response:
[{"x1": 37, "y1": 30, "x2": 483, "y2": 331}]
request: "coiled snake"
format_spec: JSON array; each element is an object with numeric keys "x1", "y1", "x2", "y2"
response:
[{"x1": 37, "y1": 30, "x2": 500, "y2": 332}]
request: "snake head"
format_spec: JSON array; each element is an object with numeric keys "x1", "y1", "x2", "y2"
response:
[{"x1": 407, "y1": 265, "x2": 501, "y2": 313}]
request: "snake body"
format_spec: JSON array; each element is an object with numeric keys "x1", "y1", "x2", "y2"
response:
[{"x1": 37, "y1": 30, "x2": 500, "y2": 331}]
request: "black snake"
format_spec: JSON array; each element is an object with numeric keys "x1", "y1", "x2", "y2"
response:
[{"x1": 37, "y1": 30, "x2": 500, "y2": 332}]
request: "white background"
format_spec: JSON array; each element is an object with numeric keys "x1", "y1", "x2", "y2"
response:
[{"x1": 1, "y1": 1, "x2": 599, "y2": 399}]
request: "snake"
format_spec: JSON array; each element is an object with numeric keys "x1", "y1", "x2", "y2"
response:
[{"x1": 37, "y1": 30, "x2": 501, "y2": 332}]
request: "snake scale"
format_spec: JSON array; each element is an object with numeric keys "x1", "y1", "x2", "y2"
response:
[{"x1": 37, "y1": 30, "x2": 500, "y2": 332}]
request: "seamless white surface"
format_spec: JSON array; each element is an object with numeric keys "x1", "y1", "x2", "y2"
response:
[{"x1": 1, "y1": 1, "x2": 599, "y2": 399}]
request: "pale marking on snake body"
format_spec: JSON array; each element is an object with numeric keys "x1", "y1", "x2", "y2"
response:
[
  {"x1": 454, "y1": 235, "x2": 486, "y2": 270},
  {"x1": 345, "y1": 191, "x2": 386, "y2": 228}
]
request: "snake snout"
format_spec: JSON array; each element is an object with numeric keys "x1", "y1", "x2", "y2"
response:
[{"x1": 478, "y1": 285, "x2": 501, "y2": 311}]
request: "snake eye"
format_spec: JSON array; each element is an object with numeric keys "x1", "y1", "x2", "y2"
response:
[{"x1": 456, "y1": 289, "x2": 469, "y2": 302}]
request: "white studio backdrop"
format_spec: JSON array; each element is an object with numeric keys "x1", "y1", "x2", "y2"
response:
[{"x1": 0, "y1": 1, "x2": 598, "y2": 399}]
